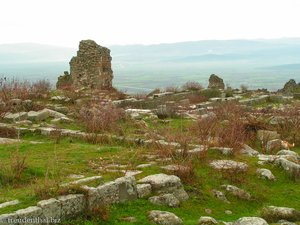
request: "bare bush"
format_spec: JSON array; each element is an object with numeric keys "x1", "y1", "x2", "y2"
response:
[
  {"x1": 275, "y1": 103, "x2": 300, "y2": 145},
  {"x1": 0, "y1": 78, "x2": 51, "y2": 102},
  {"x1": 182, "y1": 81, "x2": 203, "y2": 91},
  {"x1": 165, "y1": 86, "x2": 180, "y2": 93},
  {"x1": 31, "y1": 79, "x2": 51, "y2": 98},
  {"x1": 0, "y1": 149, "x2": 27, "y2": 186},
  {"x1": 188, "y1": 93, "x2": 207, "y2": 104},
  {"x1": 79, "y1": 102, "x2": 125, "y2": 133}
]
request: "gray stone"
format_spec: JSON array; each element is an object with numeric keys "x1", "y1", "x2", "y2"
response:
[
  {"x1": 149, "y1": 194, "x2": 180, "y2": 207},
  {"x1": 225, "y1": 210, "x2": 233, "y2": 215},
  {"x1": 87, "y1": 181, "x2": 119, "y2": 210},
  {"x1": 115, "y1": 176, "x2": 138, "y2": 202},
  {"x1": 198, "y1": 216, "x2": 218, "y2": 225},
  {"x1": 0, "y1": 200, "x2": 20, "y2": 209},
  {"x1": 15, "y1": 206, "x2": 44, "y2": 225},
  {"x1": 240, "y1": 144, "x2": 259, "y2": 156},
  {"x1": 257, "y1": 130, "x2": 280, "y2": 141},
  {"x1": 277, "y1": 150, "x2": 299, "y2": 159},
  {"x1": 148, "y1": 210, "x2": 183, "y2": 225},
  {"x1": 0, "y1": 138, "x2": 20, "y2": 145},
  {"x1": 57, "y1": 194, "x2": 86, "y2": 220},
  {"x1": 256, "y1": 168, "x2": 276, "y2": 181},
  {"x1": 37, "y1": 198, "x2": 61, "y2": 223},
  {"x1": 0, "y1": 213, "x2": 19, "y2": 225},
  {"x1": 221, "y1": 185, "x2": 251, "y2": 200},
  {"x1": 233, "y1": 217, "x2": 268, "y2": 225},
  {"x1": 60, "y1": 175, "x2": 102, "y2": 187},
  {"x1": 210, "y1": 147, "x2": 233, "y2": 155},
  {"x1": 212, "y1": 189, "x2": 230, "y2": 203},
  {"x1": 137, "y1": 183, "x2": 152, "y2": 198},
  {"x1": 262, "y1": 206, "x2": 300, "y2": 222},
  {"x1": 138, "y1": 174, "x2": 188, "y2": 201},
  {"x1": 4, "y1": 112, "x2": 28, "y2": 122},
  {"x1": 210, "y1": 160, "x2": 248, "y2": 171},
  {"x1": 266, "y1": 139, "x2": 282, "y2": 153},
  {"x1": 62, "y1": 40, "x2": 113, "y2": 89},
  {"x1": 27, "y1": 110, "x2": 49, "y2": 122},
  {"x1": 274, "y1": 158, "x2": 300, "y2": 177}
]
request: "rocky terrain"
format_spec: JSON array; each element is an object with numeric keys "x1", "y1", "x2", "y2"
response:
[{"x1": 0, "y1": 41, "x2": 300, "y2": 225}]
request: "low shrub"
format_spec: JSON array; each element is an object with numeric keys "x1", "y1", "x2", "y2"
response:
[
  {"x1": 182, "y1": 81, "x2": 203, "y2": 91},
  {"x1": 79, "y1": 102, "x2": 125, "y2": 133}
]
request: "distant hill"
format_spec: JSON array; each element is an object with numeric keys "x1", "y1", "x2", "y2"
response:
[{"x1": 1, "y1": 39, "x2": 300, "y2": 92}]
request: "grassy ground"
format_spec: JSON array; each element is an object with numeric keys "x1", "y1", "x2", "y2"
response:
[
  {"x1": 1, "y1": 131, "x2": 299, "y2": 224},
  {"x1": 66, "y1": 148, "x2": 300, "y2": 225}
]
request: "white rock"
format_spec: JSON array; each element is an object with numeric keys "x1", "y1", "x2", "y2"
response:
[
  {"x1": 198, "y1": 216, "x2": 218, "y2": 225},
  {"x1": 4, "y1": 112, "x2": 28, "y2": 122},
  {"x1": 15, "y1": 206, "x2": 44, "y2": 225},
  {"x1": 138, "y1": 173, "x2": 189, "y2": 202},
  {"x1": 221, "y1": 185, "x2": 251, "y2": 200},
  {"x1": 37, "y1": 198, "x2": 61, "y2": 222},
  {"x1": 210, "y1": 160, "x2": 248, "y2": 171},
  {"x1": 256, "y1": 168, "x2": 276, "y2": 180},
  {"x1": 262, "y1": 206, "x2": 300, "y2": 222},
  {"x1": 137, "y1": 183, "x2": 152, "y2": 198},
  {"x1": 57, "y1": 194, "x2": 86, "y2": 220},
  {"x1": 148, "y1": 210, "x2": 183, "y2": 225},
  {"x1": 233, "y1": 217, "x2": 268, "y2": 225},
  {"x1": 0, "y1": 200, "x2": 20, "y2": 209},
  {"x1": 241, "y1": 144, "x2": 259, "y2": 156},
  {"x1": 149, "y1": 193, "x2": 180, "y2": 207}
]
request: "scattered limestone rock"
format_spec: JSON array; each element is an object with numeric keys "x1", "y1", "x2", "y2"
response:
[
  {"x1": 120, "y1": 216, "x2": 137, "y2": 223},
  {"x1": 266, "y1": 139, "x2": 282, "y2": 153},
  {"x1": 0, "y1": 138, "x2": 20, "y2": 145},
  {"x1": 4, "y1": 112, "x2": 28, "y2": 122},
  {"x1": 221, "y1": 185, "x2": 251, "y2": 200},
  {"x1": 277, "y1": 150, "x2": 299, "y2": 160},
  {"x1": 149, "y1": 193, "x2": 180, "y2": 207},
  {"x1": 225, "y1": 210, "x2": 233, "y2": 215},
  {"x1": 138, "y1": 174, "x2": 188, "y2": 202},
  {"x1": 277, "y1": 220, "x2": 297, "y2": 225},
  {"x1": 210, "y1": 160, "x2": 248, "y2": 172},
  {"x1": 61, "y1": 176, "x2": 102, "y2": 187},
  {"x1": 0, "y1": 200, "x2": 20, "y2": 209},
  {"x1": 137, "y1": 184, "x2": 152, "y2": 198},
  {"x1": 27, "y1": 110, "x2": 49, "y2": 122},
  {"x1": 274, "y1": 158, "x2": 300, "y2": 177},
  {"x1": 256, "y1": 168, "x2": 276, "y2": 181},
  {"x1": 241, "y1": 144, "x2": 259, "y2": 156},
  {"x1": 233, "y1": 217, "x2": 268, "y2": 225},
  {"x1": 148, "y1": 210, "x2": 183, "y2": 225},
  {"x1": 261, "y1": 206, "x2": 300, "y2": 222},
  {"x1": 210, "y1": 147, "x2": 233, "y2": 155},
  {"x1": 212, "y1": 189, "x2": 230, "y2": 203},
  {"x1": 257, "y1": 130, "x2": 280, "y2": 142},
  {"x1": 198, "y1": 216, "x2": 218, "y2": 225}
]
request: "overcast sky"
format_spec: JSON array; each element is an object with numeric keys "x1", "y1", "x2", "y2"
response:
[{"x1": 1, "y1": 0, "x2": 300, "y2": 47}]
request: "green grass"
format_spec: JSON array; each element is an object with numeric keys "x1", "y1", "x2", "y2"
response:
[{"x1": 0, "y1": 125, "x2": 300, "y2": 224}]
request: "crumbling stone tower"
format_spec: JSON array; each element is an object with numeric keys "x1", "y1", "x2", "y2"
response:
[{"x1": 57, "y1": 40, "x2": 113, "y2": 89}]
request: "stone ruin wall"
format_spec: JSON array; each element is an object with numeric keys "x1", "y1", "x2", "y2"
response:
[{"x1": 57, "y1": 40, "x2": 113, "y2": 90}]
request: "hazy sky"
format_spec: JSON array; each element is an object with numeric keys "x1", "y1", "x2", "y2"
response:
[{"x1": 1, "y1": 0, "x2": 300, "y2": 47}]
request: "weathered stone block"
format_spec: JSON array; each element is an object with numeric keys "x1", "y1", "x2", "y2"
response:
[
  {"x1": 58, "y1": 194, "x2": 86, "y2": 220},
  {"x1": 37, "y1": 198, "x2": 61, "y2": 222}
]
